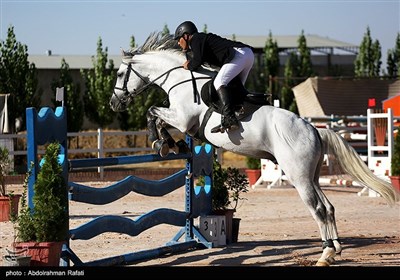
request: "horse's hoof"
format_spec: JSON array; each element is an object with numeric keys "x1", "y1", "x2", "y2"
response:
[
  {"x1": 315, "y1": 260, "x2": 330, "y2": 266},
  {"x1": 326, "y1": 256, "x2": 336, "y2": 264},
  {"x1": 316, "y1": 256, "x2": 335, "y2": 266},
  {"x1": 176, "y1": 140, "x2": 190, "y2": 154},
  {"x1": 333, "y1": 239, "x2": 342, "y2": 256},
  {"x1": 153, "y1": 140, "x2": 169, "y2": 157},
  {"x1": 170, "y1": 145, "x2": 179, "y2": 154}
]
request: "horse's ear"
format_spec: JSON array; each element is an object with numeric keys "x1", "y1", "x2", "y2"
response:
[
  {"x1": 121, "y1": 48, "x2": 135, "y2": 58},
  {"x1": 121, "y1": 48, "x2": 128, "y2": 56}
]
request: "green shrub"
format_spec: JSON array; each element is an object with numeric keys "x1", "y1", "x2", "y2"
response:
[
  {"x1": 245, "y1": 157, "x2": 261, "y2": 169},
  {"x1": 0, "y1": 146, "x2": 12, "y2": 196},
  {"x1": 14, "y1": 142, "x2": 68, "y2": 242},
  {"x1": 198, "y1": 158, "x2": 249, "y2": 211},
  {"x1": 392, "y1": 132, "x2": 400, "y2": 176}
]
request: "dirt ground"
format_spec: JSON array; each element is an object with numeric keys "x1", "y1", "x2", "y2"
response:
[{"x1": 1, "y1": 177, "x2": 399, "y2": 269}]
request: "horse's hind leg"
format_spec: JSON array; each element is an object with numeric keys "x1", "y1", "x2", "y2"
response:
[
  {"x1": 292, "y1": 176, "x2": 341, "y2": 266},
  {"x1": 310, "y1": 161, "x2": 342, "y2": 259}
]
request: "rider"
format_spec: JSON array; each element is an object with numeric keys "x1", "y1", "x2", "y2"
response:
[{"x1": 174, "y1": 21, "x2": 255, "y2": 133}]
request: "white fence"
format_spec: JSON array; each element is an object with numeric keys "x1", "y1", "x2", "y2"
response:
[
  {"x1": 0, "y1": 116, "x2": 389, "y2": 161},
  {"x1": 1, "y1": 114, "x2": 398, "y2": 177},
  {"x1": 253, "y1": 112, "x2": 400, "y2": 190},
  {"x1": 0, "y1": 129, "x2": 157, "y2": 158},
  {"x1": 305, "y1": 115, "x2": 369, "y2": 156},
  {"x1": 0, "y1": 129, "x2": 165, "y2": 178}
]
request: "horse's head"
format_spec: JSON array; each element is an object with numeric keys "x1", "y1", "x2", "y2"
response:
[
  {"x1": 110, "y1": 32, "x2": 187, "y2": 112},
  {"x1": 110, "y1": 54, "x2": 148, "y2": 112}
]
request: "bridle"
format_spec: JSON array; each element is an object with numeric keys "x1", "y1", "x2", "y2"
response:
[
  {"x1": 113, "y1": 61, "x2": 181, "y2": 103},
  {"x1": 112, "y1": 60, "x2": 212, "y2": 105}
]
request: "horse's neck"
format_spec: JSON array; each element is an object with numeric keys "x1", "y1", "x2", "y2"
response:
[{"x1": 143, "y1": 52, "x2": 212, "y2": 93}]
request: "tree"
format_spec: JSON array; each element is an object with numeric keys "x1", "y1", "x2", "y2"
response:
[
  {"x1": 0, "y1": 25, "x2": 40, "y2": 132},
  {"x1": 386, "y1": 33, "x2": 400, "y2": 78},
  {"x1": 51, "y1": 58, "x2": 84, "y2": 133},
  {"x1": 246, "y1": 52, "x2": 266, "y2": 94},
  {"x1": 81, "y1": 37, "x2": 116, "y2": 128},
  {"x1": 297, "y1": 30, "x2": 314, "y2": 78},
  {"x1": 129, "y1": 35, "x2": 137, "y2": 50},
  {"x1": 117, "y1": 35, "x2": 139, "y2": 131},
  {"x1": 354, "y1": 26, "x2": 382, "y2": 77},
  {"x1": 281, "y1": 52, "x2": 298, "y2": 113},
  {"x1": 279, "y1": 30, "x2": 311, "y2": 113},
  {"x1": 162, "y1": 24, "x2": 170, "y2": 36},
  {"x1": 264, "y1": 31, "x2": 280, "y2": 100}
]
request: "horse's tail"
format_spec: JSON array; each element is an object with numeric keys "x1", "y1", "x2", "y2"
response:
[{"x1": 318, "y1": 128, "x2": 399, "y2": 206}]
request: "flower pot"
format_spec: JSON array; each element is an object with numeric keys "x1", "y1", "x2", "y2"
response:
[
  {"x1": 231, "y1": 217, "x2": 241, "y2": 243},
  {"x1": 389, "y1": 175, "x2": 400, "y2": 193},
  {"x1": 0, "y1": 195, "x2": 21, "y2": 222},
  {"x1": 13, "y1": 241, "x2": 64, "y2": 266},
  {"x1": 3, "y1": 255, "x2": 31, "y2": 266},
  {"x1": 245, "y1": 169, "x2": 261, "y2": 187},
  {"x1": 213, "y1": 209, "x2": 235, "y2": 244}
]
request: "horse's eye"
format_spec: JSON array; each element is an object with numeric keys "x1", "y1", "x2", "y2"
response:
[{"x1": 117, "y1": 72, "x2": 123, "y2": 78}]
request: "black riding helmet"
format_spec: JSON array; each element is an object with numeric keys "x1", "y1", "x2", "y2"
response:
[{"x1": 174, "y1": 21, "x2": 198, "y2": 40}]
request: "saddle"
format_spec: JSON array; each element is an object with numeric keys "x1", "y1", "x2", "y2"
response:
[
  {"x1": 195, "y1": 77, "x2": 271, "y2": 143},
  {"x1": 200, "y1": 76, "x2": 270, "y2": 119}
]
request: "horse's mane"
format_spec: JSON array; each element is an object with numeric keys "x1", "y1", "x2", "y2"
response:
[
  {"x1": 124, "y1": 31, "x2": 183, "y2": 58},
  {"x1": 122, "y1": 31, "x2": 218, "y2": 74}
]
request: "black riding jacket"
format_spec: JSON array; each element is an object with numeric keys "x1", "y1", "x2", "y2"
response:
[{"x1": 187, "y1": 32, "x2": 251, "y2": 71}]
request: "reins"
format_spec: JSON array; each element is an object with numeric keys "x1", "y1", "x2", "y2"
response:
[
  {"x1": 114, "y1": 60, "x2": 212, "y2": 104},
  {"x1": 167, "y1": 76, "x2": 212, "y2": 93},
  {"x1": 122, "y1": 62, "x2": 184, "y2": 97}
]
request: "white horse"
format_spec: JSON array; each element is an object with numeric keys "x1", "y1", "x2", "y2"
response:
[{"x1": 109, "y1": 32, "x2": 399, "y2": 266}]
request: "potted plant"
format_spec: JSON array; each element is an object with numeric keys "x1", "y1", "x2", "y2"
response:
[
  {"x1": 11, "y1": 142, "x2": 68, "y2": 266},
  {"x1": 5, "y1": 168, "x2": 33, "y2": 266},
  {"x1": 0, "y1": 146, "x2": 21, "y2": 222},
  {"x1": 390, "y1": 130, "x2": 400, "y2": 192},
  {"x1": 201, "y1": 158, "x2": 249, "y2": 243},
  {"x1": 223, "y1": 166, "x2": 249, "y2": 243},
  {"x1": 244, "y1": 156, "x2": 261, "y2": 187}
]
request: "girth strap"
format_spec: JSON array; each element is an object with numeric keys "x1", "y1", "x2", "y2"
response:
[{"x1": 194, "y1": 107, "x2": 219, "y2": 148}]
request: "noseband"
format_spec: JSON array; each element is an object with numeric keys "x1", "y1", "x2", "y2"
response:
[{"x1": 112, "y1": 62, "x2": 150, "y2": 105}]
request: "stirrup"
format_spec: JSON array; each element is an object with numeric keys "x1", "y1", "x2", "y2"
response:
[
  {"x1": 211, "y1": 123, "x2": 239, "y2": 133},
  {"x1": 211, "y1": 124, "x2": 226, "y2": 134}
]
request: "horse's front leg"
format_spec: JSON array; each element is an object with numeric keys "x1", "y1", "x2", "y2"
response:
[
  {"x1": 154, "y1": 118, "x2": 175, "y2": 157},
  {"x1": 155, "y1": 118, "x2": 191, "y2": 157},
  {"x1": 146, "y1": 109, "x2": 161, "y2": 144},
  {"x1": 147, "y1": 108, "x2": 169, "y2": 156},
  {"x1": 147, "y1": 106, "x2": 190, "y2": 157},
  {"x1": 148, "y1": 105, "x2": 192, "y2": 132}
]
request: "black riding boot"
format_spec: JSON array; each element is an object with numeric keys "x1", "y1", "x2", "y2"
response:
[{"x1": 211, "y1": 86, "x2": 239, "y2": 133}]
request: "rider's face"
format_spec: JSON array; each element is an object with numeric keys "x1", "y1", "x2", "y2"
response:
[{"x1": 178, "y1": 34, "x2": 189, "y2": 51}]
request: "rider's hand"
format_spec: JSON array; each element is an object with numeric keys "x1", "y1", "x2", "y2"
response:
[{"x1": 183, "y1": 60, "x2": 189, "y2": 70}]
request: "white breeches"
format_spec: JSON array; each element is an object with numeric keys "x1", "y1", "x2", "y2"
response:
[{"x1": 213, "y1": 47, "x2": 254, "y2": 90}]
